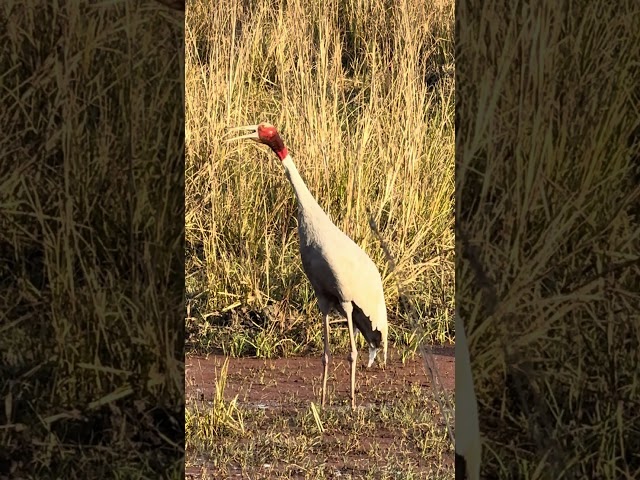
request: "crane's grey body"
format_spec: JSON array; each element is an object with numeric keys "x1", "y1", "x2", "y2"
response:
[
  {"x1": 296, "y1": 196, "x2": 386, "y2": 354},
  {"x1": 282, "y1": 155, "x2": 388, "y2": 408}
]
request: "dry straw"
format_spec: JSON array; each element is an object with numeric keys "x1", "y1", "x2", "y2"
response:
[{"x1": 457, "y1": 0, "x2": 640, "y2": 477}]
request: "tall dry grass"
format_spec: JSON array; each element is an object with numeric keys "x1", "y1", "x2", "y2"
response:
[
  {"x1": 457, "y1": 0, "x2": 640, "y2": 477},
  {"x1": 185, "y1": 0, "x2": 455, "y2": 354},
  {"x1": 1, "y1": 0, "x2": 183, "y2": 476}
]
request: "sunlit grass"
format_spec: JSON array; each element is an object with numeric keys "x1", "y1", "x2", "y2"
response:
[{"x1": 185, "y1": 0, "x2": 454, "y2": 356}]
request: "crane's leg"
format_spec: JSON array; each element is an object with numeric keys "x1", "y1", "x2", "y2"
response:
[
  {"x1": 382, "y1": 330, "x2": 388, "y2": 367},
  {"x1": 321, "y1": 313, "x2": 330, "y2": 408},
  {"x1": 342, "y1": 302, "x2": 357, "y2": 410}
]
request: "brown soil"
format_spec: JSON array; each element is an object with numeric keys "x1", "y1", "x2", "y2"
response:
[
  {"x1": 186, "y1": 346, "x2": 454, "y2": 405},
  {"x1": 185, "y1": 347, "x2": 455, "y2": 479}
]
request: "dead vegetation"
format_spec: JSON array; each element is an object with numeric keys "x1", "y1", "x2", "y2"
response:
[
  {"x1": 457, "y1": 0, "x2": 640, "y2": 477},
  {"x1": 1, "y1": 0, "x2": 183, "y2": 477}
]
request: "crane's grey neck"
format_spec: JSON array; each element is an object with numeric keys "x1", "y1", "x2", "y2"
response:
[{"x1": 281, "y1": 155, "x2": 326, "y2": 217}]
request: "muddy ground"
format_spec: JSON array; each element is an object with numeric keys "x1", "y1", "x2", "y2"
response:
[{"x1": 186, "y1": 347, "x2": 455, "y2": 479}]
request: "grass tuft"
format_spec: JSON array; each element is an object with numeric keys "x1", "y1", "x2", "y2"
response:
[{"x1": 186, "y1": 359, "x2": 245, "y2": 445}]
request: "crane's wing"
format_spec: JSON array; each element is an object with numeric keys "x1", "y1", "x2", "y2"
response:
[{"x1": 300, "y1": 232, "x2": 387, "y2": 335}]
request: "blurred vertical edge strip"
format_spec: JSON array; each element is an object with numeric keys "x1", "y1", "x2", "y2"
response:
[
  {"x1": 0, "y1": 0, "x2": 185, "y2": 477},
  {"x1": 457, "y1": 0, "x2": 640, "y2": 478}
]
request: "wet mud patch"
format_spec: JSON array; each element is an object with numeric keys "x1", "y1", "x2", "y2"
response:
[{"x1": 186, "y1": 349, "x2": 455, "y2": 479}]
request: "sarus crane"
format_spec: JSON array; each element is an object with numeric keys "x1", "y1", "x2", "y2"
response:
[{"x1": 227, "y1": 122, "x2": 388, "y2": 409}]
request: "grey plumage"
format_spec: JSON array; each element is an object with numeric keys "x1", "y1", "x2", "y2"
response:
[
  {"x1": 227, "y1": 122, "x2": 388, "y2": 409},
  {"x1": 286, "y1": 157, "x2": 387, "y2": 346}
]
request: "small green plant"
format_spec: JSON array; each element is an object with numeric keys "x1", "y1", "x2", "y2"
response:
[
  {"x1": 397, "y1": 328, "x2": 426, "y2": 364},
  {"x1": 224, "y1": 330, "x2": 251, "y2": 358},
  {"x1": 186, "y1": 358, "x2": 244, "y2": 452},
  {"x1": 309, "y1": 402, "x2": 325, "y2": 434}
]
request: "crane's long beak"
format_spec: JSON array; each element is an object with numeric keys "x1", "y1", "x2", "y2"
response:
[{"x1": 226, "y1": 125, "x2": 260, "y2": 142}]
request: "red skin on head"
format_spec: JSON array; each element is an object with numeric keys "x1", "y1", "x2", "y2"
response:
[{"x1": 258, "y1": 123, "x2": 288, "y2": 160}]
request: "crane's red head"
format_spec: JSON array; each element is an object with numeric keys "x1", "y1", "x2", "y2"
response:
[{"x1": 227, "y1": 122, "x2": 289, "y2": 160}]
